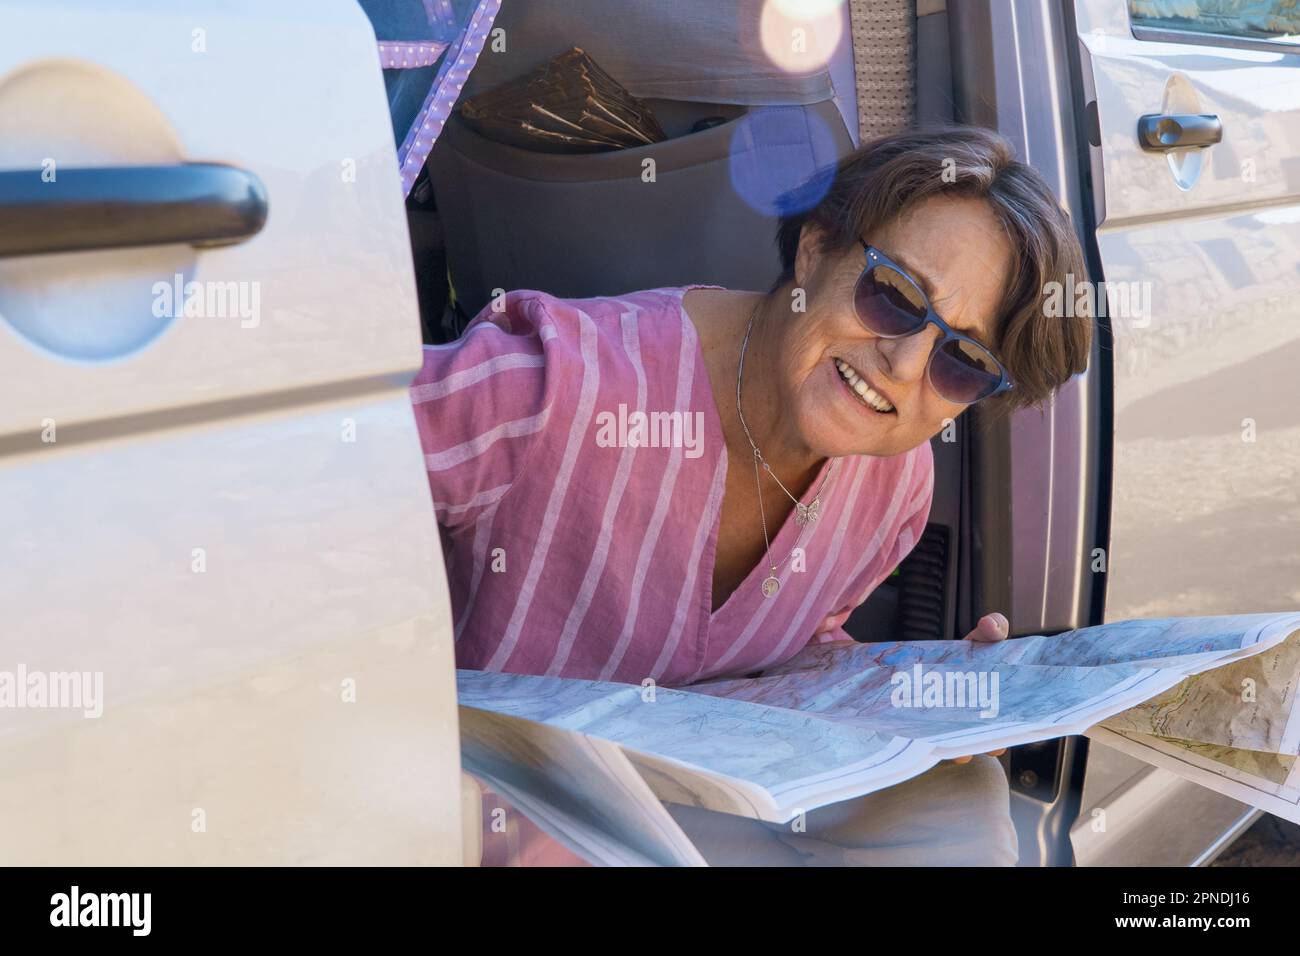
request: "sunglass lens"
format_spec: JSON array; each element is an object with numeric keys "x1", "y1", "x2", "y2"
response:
[
  {"x1": 854, "y1": 265, "x2": 927, "y2": 337},
  {"x1": 930, "y1": 338, "x2": 1002, "y2": 404}
]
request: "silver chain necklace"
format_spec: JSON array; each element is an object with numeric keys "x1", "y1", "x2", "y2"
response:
[{"x1": 735, "y1": 299, "x2": 839, "y2": 598}]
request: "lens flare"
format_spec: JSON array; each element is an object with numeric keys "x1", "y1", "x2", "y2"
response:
[
  {"x1": 759, "y1": 0, "x2": 844, "y2": 74},
  {"x1": 728, "y1": 107, "x2": 837, "y2": 218},
  {"x1": 772, "y1": 0, "x2": 846, "y2": 19}
]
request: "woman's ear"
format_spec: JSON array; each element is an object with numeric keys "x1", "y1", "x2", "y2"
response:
[{"x1": 793, "y1": 221, "x2": 826, "y2": 291}]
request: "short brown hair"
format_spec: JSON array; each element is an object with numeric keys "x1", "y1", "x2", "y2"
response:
[{"x1": 774, "y1": 125, "x2": 1092, "y2": 419}]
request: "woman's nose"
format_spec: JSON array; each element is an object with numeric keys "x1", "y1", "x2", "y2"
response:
[{"x1": 877, "y1": 324, "x2": 941, "y2": 384}]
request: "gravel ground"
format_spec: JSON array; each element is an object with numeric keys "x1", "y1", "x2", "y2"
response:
[{"x1": 1211, "y1": 814, "x2": 1300, "y2": 866}]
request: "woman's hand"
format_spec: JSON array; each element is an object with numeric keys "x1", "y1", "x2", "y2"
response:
[
  {"x1": 949, "y1": 611, "x2": 1009, "y2": 765},
  {"x1": 811, "y1": 606, "x2": 855, "y2": 640}
]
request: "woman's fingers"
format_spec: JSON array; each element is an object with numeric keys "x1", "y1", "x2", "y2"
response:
[
  {"x1": 949, "y1": 616, "x2": 1009, "y2": 762},
  {"x1": 943, "y1": 615, "x2": 1011, "y2": 763},
  {"x1": 964, "y1": 611, "x2": 1009, "y2": 643},
  {"x1": 949, "y1": 748, "x2": 1007, "y2": 765},
  {"x1": 813, "y1": 606, "x2": 854, "y2": 636}
]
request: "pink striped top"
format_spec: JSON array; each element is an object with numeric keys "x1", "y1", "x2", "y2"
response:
[{"x1": 411, "y1": 287, "x2": 935, "y2": 689}]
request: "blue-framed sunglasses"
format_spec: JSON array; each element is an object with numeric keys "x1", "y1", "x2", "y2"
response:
[{"x1": 855, "y1": 242, "x2": 1013, "y2": 405}]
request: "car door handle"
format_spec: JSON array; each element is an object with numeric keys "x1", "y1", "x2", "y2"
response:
[
  {"x1": 0, "y1": 163, "x2": 268, "y2": 259},
  {"x1": 1137, "y1": 113, "x2": 1223, "y2": 151}
]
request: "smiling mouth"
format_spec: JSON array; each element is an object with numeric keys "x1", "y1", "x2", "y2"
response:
[{"x1": 834, "y1": 358, "x2": 896, "y2": 414}]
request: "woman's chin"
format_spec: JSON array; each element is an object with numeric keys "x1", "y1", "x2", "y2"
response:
[
  {"x1": 790, "y1": 360, "x2": 935, "y2": 459},
  {"x1": 807, "y1": 361, "x2": 900, "y2": 448},
  {"x1": 797, "y1": 409, "x2": 901, "y2": 460}
]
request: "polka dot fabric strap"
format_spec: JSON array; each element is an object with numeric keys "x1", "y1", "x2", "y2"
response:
[
  {"x1": 377, "y1": 41, "x2": 449, "y2": 70},
  {"x1": 395, "y1": 0, "x2": 503, "y2": 197}
]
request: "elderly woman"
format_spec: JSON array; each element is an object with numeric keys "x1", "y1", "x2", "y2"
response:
[{"x1": 412, "y1": 125, "x2": 1092, "y2": 866}]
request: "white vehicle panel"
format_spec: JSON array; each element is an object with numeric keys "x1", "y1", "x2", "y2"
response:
[
  {"x1": 1075, "y1": 0, "x2": 1300, "y2": 621},
  {"x1": 0, "y1": 0, "x2": 462, "y2": 864}
]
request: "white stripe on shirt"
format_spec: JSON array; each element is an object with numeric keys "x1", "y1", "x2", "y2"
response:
[
  {"x1": 424, "y1": 411, "x2": 548, "y2": 472},
  {"x1": 486, "y1": 309, "x2": 602, "y2": 671},
  {"x1": 546, "y1": 307, "x2": 648, "y2": 676},
  {"x1": 598, "y1": 313, "x2": 699, "y2": 681},
  {"x1": 411, "y1": 353, "x2": 545, "y2": 404}
]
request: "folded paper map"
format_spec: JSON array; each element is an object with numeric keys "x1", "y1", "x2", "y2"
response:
[{"x1": 457, "y1": 612, "x2": 1300, "y2": 865}]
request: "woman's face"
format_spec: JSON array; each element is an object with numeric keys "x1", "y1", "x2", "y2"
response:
[{"x1": 778, "y1": 194, "x2": 1014, "y2": 458}]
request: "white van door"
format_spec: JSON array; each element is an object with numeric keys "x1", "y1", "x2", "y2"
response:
[
  {"x1": 1073, "y1": 1, "x2": 1300, "y2": 622},
  {"x1": 0, "y1": 0, "x2": 463, "y2": 863}
]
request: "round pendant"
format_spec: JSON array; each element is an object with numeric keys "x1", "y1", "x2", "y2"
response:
[{"x1": 761, "y1": 576, "x2": 780, "y2": 598}]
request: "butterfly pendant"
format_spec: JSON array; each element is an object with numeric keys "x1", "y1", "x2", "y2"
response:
[{"x1": 795, "y1": 499, "x2": 820, "y2": 526}]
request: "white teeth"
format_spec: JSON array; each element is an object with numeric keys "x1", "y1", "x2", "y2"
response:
[{"x1": 835, "y1": 359, "x2": 894, "y2": 413}]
